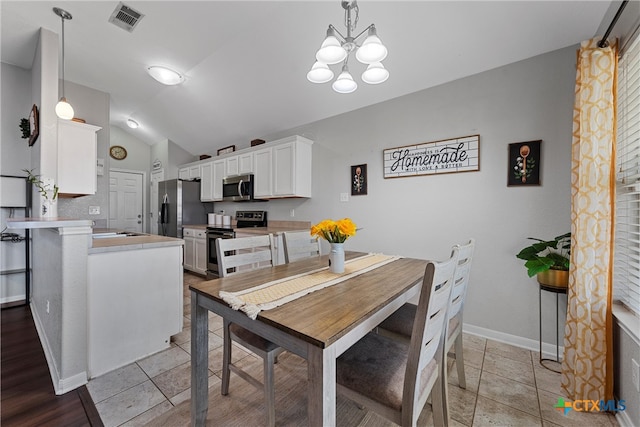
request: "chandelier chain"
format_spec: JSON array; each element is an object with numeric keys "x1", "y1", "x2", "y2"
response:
[{"x1": 344, "y1": 3, "x2": 359, "y2": 34}]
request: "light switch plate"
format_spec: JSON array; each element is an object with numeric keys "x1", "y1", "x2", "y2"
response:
[{"x1": 340, "y1": 193, "x2": 349, "y2": 202}]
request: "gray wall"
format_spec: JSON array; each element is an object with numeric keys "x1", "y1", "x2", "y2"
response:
[
  {"x1": 250, "y1": 45, "x2": 575, "y2": 346},
  {"x1": 1, "y1": 63, "x2": 32, "y2": 175}
]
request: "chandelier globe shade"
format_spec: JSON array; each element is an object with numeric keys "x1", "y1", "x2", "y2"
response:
[
  {"x1": 147, "y1": 66, "x2": 184, "y2": 85},
  {"x1": 332, "y1": 67, "x2": 357, "y2": 94},
  {"x1": 361, "y1": 62, "x2": 389, "y2": 84},
  {"x1": 307, "y1": 62, "x2": 334, "y2": 83},
  {"x1": 316, "y1": 28, "x2": 348, "y2": 64},
  {"x1": 355, "y1": 28, "x2": 387, "y2": 64},
  {"x1": 55, "y1": 98, "x2": 74, "y2": 120}
]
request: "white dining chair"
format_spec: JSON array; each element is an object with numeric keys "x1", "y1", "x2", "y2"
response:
[
  {"x1": 216, "y1": 234, "x2": 284, "y2": 427},
  {"x1": 378, "y1": 239, "x2": 475, "y2": 395},
  {"x1": 282, "y1": 230, "x2": 321, "y2": 263},
  {"x1": 336, "y1": 247, "x2": 458, "y2": 426}
]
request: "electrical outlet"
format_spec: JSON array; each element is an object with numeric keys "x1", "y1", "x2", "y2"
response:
[
  {"x1": 89, "y1": 206, "x2": 100, "y2": 215},
  {"x1": 340, "y1": 193, "x2": 349, "y2": 202},
  {"x1": 290, "y1": 209, "x2": 295, "y2": 217},
  {"x1": 633, "y1": 358, "x2": 640, "y2": 392},
  {"x1": 46, "y1": 300, "x2": 50, "y2": 314}
]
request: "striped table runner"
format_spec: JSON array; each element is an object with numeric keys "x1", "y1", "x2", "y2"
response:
[{"x1": 219, "y1": 253, "x2": 400, "y2": 319}]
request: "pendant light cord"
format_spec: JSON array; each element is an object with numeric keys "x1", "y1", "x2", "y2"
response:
[{"x1": 61, "y1": 15, "x2": 65, "y2": 98}]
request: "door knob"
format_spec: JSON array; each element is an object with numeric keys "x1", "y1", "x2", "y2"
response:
[
  {"x1": 138, "y1": 214, "x2": 142, "y2": 218},
  {"x1": 138, "y1": 220, "x2": 142, "y2": 224}
]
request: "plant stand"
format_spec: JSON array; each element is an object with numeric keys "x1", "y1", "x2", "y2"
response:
[{"x1": 539, "y1": 282, "x2": 567, "y2": 373}]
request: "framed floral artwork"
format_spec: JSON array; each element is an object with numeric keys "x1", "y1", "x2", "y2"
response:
[
  {"x1": 351, "y1": 164, "x2": 367, "y2": 195},
  {"x1": 508, "y1": 140, "x2": 541, "y2": 186},
  {"x1": 28, "y1": 104, "x2": 39, "y2": 146}
]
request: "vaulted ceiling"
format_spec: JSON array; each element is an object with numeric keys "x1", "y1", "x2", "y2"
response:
[{"x1": 1, "y1": 1, "x2": 612, "y2": 155}]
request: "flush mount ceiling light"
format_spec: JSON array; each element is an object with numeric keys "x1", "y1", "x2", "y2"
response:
[
  {"x1": 126, "y1": 118, "x2": 139, "y2": 129},
  {"x1": 307, "y1": 0, "x2": 388, "y2": 93},
  {"x1": 147, "y1": 66, "x2": 184, "y2": 85},
  {"x1": 53, "y1": 7, "x2": 74, "y2": 120}
]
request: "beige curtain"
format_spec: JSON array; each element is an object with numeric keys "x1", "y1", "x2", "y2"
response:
[{"x1": 562, "y1": 38, "x2": 617, "y2": 401}]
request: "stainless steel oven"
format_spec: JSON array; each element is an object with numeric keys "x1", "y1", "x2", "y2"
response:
[
  {"x1": 206, "y1": 227, "x2": 235, "y2": 279},
  {"x1": 205, "y1": 210, "x2": 268, "y2": 279}
]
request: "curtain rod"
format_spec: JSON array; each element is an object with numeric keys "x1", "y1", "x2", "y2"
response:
[{"x1": 598, "y1": 0, "x2": 630, "y2": 48}]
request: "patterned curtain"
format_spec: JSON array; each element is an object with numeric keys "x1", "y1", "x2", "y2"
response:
[{"x1": 561, "y1": 38, "x2": 617, "y2": 401}]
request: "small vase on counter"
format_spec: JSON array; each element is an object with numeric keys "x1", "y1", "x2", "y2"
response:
[
  {"x1": 40, "y1": 177, "x2": 58, "y2": 218},
  {"x1": 329, "y1": 243, "x2": 345, "y2": 274}
]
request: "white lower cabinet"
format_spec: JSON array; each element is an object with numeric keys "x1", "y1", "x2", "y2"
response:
[
  {"x1": 87, "y1": 245, "x2": 183, "y2": 378},
  {"x1": 183, "y1": 228, "x2": 207, "y2": 275}
]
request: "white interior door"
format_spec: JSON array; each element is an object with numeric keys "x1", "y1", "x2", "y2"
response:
[
  {"x1": 110, "y1": 171, "x2": 144, "y2": 232},
  {"x1": 150, "y1": 169, "x2": 165, "y2": 235}
]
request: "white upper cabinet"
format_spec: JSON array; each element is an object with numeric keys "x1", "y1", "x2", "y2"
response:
[
  {"x1": 272, "y1": 139, "x2": 312, "y2": 198},
  {"x1": 212, "y1": 159, "x2": 225, "y2": 201},
  {"x1": 238, "y1": 152, "x2": 253, "y2": 174},
  {"x1": 225, "y1": 156, "x2": 239, "y2": 177},
  {"x1": 200, "y1": 159, "x2": 225, "y2": 201},
  {"x1": 179, "y1": 164, "x2": 201, "y2": 180},
  {"x1": 57, "y1": 120, "x2": 102, "y2": 196},
  {"x1": 200, "y1": 162, "x2": 213, "y2": 201},
  {"x1": 181, "y1": 135, "x2": 313, "y2": 202},
  {"x1": 253, "y1": 147, "x2": 273, "y2": 198}
]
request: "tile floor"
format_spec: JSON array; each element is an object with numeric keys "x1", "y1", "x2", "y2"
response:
[{"x1": 87, "y1": 272, "x2": 621, "y2": 426}]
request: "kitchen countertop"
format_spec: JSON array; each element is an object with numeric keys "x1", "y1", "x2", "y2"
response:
[
  {"x1": 6, "y1": 217, "x2": 93, "y2": 229},
  {"x1": 90, "y1": 229, "x2": 184, "y2": 254}
]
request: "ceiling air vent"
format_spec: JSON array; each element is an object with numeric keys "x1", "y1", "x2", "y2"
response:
[{"x1": 108, "y1": 2, "x2": 144, "y2": 33}]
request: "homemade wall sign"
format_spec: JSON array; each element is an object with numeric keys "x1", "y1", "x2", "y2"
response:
[
  {"x1": 508, "y1": 140, "x2": 541, "y2": 186},
  {"x1": 351, "y1": 164, "x2": 367, "y2": 195},
  {"x1": 383, "y1": 135, "x2": 479, "y2": 178}
]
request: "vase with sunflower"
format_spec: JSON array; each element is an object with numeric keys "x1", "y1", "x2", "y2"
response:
[{"x1": 310, "y1": 218, "x2": 357, "y2": 273}]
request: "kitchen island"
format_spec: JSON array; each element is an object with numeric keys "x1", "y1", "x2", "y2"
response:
[
  {"x1": 88, "y1": 230, "x2": 184, "y2": 378},
  {"x1": 5, "y1": 219, "x2": 184, "y2": 392}
]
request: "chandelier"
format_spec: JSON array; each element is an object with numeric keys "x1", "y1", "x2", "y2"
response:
[{"x1": 307, "y1": 1, "x2": 389, "y2": 94}]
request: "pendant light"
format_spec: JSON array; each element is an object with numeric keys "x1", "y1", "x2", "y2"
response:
[{"x1": 53, "y1": 7, "x2": 74, "y2": 120}]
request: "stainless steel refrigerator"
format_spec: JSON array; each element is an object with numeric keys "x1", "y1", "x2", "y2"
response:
[{"x1": 157, "y1": 179, "x2": 207, "y2": 238}]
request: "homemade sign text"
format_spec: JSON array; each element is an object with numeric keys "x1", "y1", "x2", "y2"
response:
[{"x1": 383, "y1": 135, "x2": 479, "y2": 178}]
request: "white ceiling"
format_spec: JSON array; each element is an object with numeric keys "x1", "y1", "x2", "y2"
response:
[{"x1": 1, "y1": 1, "x2": 612, "y2": 156}]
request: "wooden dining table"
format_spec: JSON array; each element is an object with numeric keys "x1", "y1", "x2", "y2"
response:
[{"x1": 189, "y1": 251, "x2": 428, "y2": 426}]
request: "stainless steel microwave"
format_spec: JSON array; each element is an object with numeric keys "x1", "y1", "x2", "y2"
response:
[{"x1": 222, "y1": 174, "x2": 254, "y2": 202}]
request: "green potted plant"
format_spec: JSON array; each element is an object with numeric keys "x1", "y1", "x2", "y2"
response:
[{"x1": 516, "y1": 232, "x2": 571, "y2": 288}]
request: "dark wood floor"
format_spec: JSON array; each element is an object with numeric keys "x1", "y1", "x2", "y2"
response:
[{"x1": 1, "y1": 305, "x2": 102, "y2": 426}]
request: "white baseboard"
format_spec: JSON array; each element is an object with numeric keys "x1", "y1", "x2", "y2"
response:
[
  {"x1": 1, "y1": 294, "x2": 26, "y2": 304},
  {"x1": 463, "y1": 323, "x2": 564, "y2": 360},
  {"x1": 615, "y1": 409, "x2": 636, "y2": 427},
  {"x1": 30, "y1": 302, "x2": 87, "y2": 395}
]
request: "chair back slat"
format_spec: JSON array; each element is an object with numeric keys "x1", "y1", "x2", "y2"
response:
[
  {"x1": 448, "y1": 239, "x2": 475, "y2": 320},
  {"x1": 216, "y1": 234, "x2": 276, "y2": 277},
  {"x1": 282, "y1": 231, "x2": 321, "y2": 263}
]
